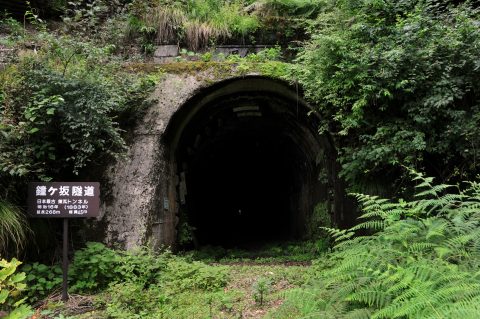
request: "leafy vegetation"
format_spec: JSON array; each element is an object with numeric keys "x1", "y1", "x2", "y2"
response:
[
  {"x1": 1, "y1": 1, "x2": 480, "y2": 318},
  {"x1": 271, "y1": 172, "x2": 480, "y2": 318},
  {"x1": 184, "y1": 239, "x2": 327, "y2": 263},
  {"x1": 294, "y1": 0, "x2": 480, "y2": 190},
  {"x1": 0, "y1": 34, "x2": 156, "y2": 182},
  {"x1": 21, "y1": 262, "x2": 62, "y2": 303},
  {"x1": 0, "y1": 258, "x2": 33, "y2": 319},
  {"x1": 3, "y1": 240, "x2": 313, "y2": 318},
  {"x1": 48, "y1": 0, "x2": 323, "y2": 54}
]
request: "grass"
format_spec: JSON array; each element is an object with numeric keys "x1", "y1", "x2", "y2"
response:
[
  {"x1": 0, "y1": 200, "x2": 30, "y2": 256},
  {"x1": 36, "y1": 263, "x2": 310, "y2": 319}
]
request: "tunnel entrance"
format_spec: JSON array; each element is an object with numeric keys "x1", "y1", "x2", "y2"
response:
[{"x1": 165, "y1": 77, "x2": 333, "y2": 249}]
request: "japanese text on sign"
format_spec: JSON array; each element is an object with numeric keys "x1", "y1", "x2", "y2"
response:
[{"x1": 28, "y1": 182, "x2": 100, "y2": 218}]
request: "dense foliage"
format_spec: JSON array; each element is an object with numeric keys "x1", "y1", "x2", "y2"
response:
[
  {"x1": 21, "y1": 243, "x2": 230, "y2": 318},
  {"x1": 0, "y1": 18, "x2": 156, "y2": 260},
  {"x1": 0, "y1": 31, "x2": 156, "y2": 190},
  {"x1": 53, "y1": 0, "x2": 325, "y2": 54},
  {"x1": 272, "y1": 172, "x2": 480, "y2": 318},
  {"x1": 294, "y1": 0, "x2": 480, "y2": 190},
  {"x1": 2, "y1": 1, "x2": 480, "y2": 317}
]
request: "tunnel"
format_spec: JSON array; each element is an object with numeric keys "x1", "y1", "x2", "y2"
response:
[{"x1": 164, "y1": 76, "x2": 334, "y2": 249}]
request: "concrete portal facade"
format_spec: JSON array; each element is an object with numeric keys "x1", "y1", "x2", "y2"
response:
[{"x1": 95, "y1": 72, "x2": 348, "y2": 250}]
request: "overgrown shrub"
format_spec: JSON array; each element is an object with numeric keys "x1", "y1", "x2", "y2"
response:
[
  {"x1": 294, "y1": 0, "x2": 480, "y2": 189},
  {"x1": 0, "y1": 34, "x2": 156, "y2": 184}
]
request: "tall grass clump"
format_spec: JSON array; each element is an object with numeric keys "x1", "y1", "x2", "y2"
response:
[
  {"x1": 271, "y1": 171, "x2": 480, "y2": 318},
  {"x1": 0, "y1": 200, "x2": 30, "y2": 257},
  {"x1": 128, "y1": 0, "x2": 260, "y2": 51}
]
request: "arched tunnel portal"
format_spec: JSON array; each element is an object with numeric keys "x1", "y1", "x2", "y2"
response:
[{"x1": 164, "y1": 77, "x2": 336, "y2": 248}]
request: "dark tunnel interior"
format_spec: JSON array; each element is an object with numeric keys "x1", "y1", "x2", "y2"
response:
[
  {"x1": 171, "y1": 80, "x2": 327, "y2": 249},
  {"x1": 187, "y1": 123, "x2": 299, "y2": 247}
]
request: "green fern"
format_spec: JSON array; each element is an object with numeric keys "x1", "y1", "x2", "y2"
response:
[{"x1": 273, "y1": 173, "x2": 480, "y2": 318}]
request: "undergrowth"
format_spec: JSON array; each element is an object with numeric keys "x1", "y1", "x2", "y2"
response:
[
  {"x1": 271, "y1": 171, "x2": 480, "y2": 318},
  {"x1": 183, "y1": 239, "x2": 328, "y2": 264}
]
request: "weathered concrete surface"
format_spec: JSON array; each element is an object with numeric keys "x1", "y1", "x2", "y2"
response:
[{"x1": 101, "y1": 73, "x2": 208, "y2": 249}]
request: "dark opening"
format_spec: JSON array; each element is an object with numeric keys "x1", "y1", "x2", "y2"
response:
[
  {"x1": 188, "y1": 121, "x2": 300, "y2": 247},
  {"x1": 169, "y1": 78, "x2": 327, "y2": 249}
]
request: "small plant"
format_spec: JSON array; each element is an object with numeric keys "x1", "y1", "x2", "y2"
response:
[
  {"x1": 0, "y1": 258, "x2": 33, "y2": 319},
  {"x1": 21, "y1": 263, "x2": 62, "y2": 303},
  {"x1": 201, "y1": 51, "x2": 213, "y2": 62},
  {"x1": 24, "y1": 1, "x2": 46, "y2": 32},
  {"x1": 68, "y1": 242, "x2": 120, "y2": 292},
  {"x1": 252, "y1": 277, "x2": 271, "y2": 306}
]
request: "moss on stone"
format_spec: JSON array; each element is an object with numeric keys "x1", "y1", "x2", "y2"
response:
[{"x1": 122, "y1": 61, "x2": 290, "y2": 82}]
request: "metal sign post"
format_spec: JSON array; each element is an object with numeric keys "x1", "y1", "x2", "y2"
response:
[
  {"x1": 27, "y1": 182, "x2": 100, "y2": 302},
  {"x1": 62, "y1": 218, "x2": 69, "y2": 301}
]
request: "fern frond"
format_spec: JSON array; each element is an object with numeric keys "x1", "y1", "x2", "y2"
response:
[
  {"x1": 415, "y1": 183, "x2": 455, "y2": 199},
  {"x1": 408, "y1": 242, "x2": 436, "y2": 253},
  {"x1": 347, "y1": 289, "x2": 390, "y2": 308},
  {"x1": 351, "y1": 220, "x2": 386, "y2": 231}
]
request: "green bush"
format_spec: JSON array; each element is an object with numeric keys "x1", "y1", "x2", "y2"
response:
[
  {"x1": 68, "y1": 242, "x2": 121, "y2": 292},
  {"x1": 0, "y1": 34, "x2": 156, "y2": 182},
  {"x1": 22, "y1": 262, "x2": 62, "y2": 303},
  {"x1": 114, "y1": 246, "x2": 169, "y2": 287},
  {"x1": 293, "y1": 0, "x2": 480, "y2": 188},
  {"x1": 161, "y1": 258, "x2": 228, "y2": 293}
]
